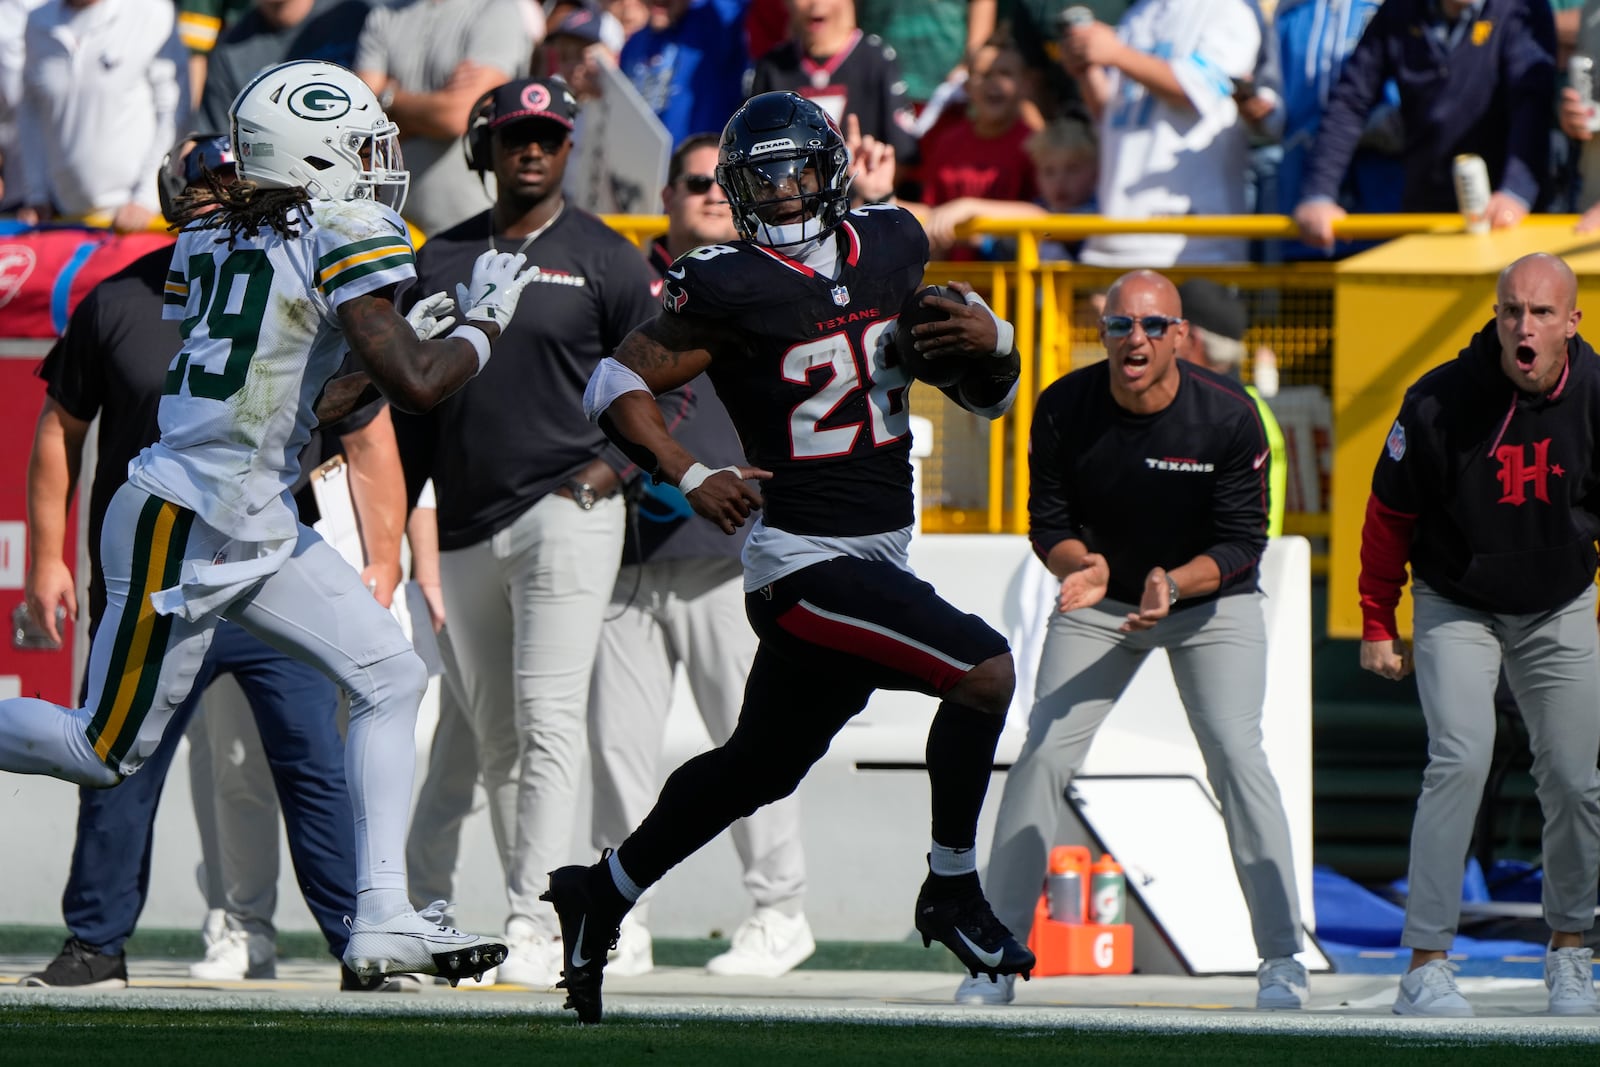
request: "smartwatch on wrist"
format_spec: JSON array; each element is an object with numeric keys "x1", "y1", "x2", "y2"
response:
[
  {"x1": 563, "y1": 480, "x2": 597, "y2": 510},
  {"x1": 1165, "y1": 574, "x2": 1180, "y2": 607}
]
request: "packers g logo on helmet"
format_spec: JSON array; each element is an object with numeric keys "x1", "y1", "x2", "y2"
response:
[{"x1": 287, "y1": 82, "x2": 353, "y2": 121}]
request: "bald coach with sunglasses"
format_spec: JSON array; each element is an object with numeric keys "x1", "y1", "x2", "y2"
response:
[{"x1": 969, "y1": 269, "x2": 1309, "y2": 1010}]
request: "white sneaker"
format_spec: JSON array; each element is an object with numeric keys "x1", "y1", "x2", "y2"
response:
[
  {"x1": 1255, "y1": 955, "x2": 1308, "y2": 1009},
  {"x1": 200, "y1": 908, "x2": 228, "y2": 951},
  {"x1": 955, "y1": 972, "x2": 1015, "y2": 1005},
  {"x1": 494, "y1": 917, "x2": 562, "y2": 989},
  {"x1": 342, "y1": 900, "x2": 507, "y2": 985},
  {"x1": 1545, "y1": 946, "x2": 1599, "y2": 1015},
  {"x1": 189, "y1": 927, "x2": 276, "y2": 980},
  {"x1": 1393, "y1": 959, "x2": 1473, "y2": 1017},
  {"x1": 608, "y1": 913, "x2": 654, "y2": 977},
  {"x1": 705, "y1": 908, "x2": 816, "y2": 977}
]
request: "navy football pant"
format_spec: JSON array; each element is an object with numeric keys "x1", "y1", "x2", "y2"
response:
[
  {"x1": 63, "y1": 622, "x2": 355, "y2": 957},
  {"x1": 615, "y1": 555, "x2": 1009, "y2": 891}
]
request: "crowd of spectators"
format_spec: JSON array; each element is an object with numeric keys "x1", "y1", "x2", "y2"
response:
[{"x1": 5, "y1": 0, "x2": 1599, "y2": 261}]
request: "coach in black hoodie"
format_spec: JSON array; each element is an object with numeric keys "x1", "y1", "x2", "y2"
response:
[{"x1": 1358, "y1": 252, "x2": 1600, "y2": 1018}]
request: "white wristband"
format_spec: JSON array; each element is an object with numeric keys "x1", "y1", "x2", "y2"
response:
[
  {"x1": 677, "y1": 461, "x2": 741, "y2": 495},
  {"x1": 962, "y1": 289, "x2": 1015, "y2": 356},
  {"x1": 448, "y1": 323, "x2": 492, "y2": 373}
]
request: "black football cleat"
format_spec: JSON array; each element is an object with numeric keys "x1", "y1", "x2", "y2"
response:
[
  {"x1": 914, "y1": 871, "x2": 1036, "y2": 981},
  {"x1": 541, "y1": 863, "x2": 625, "y2": 1023}
]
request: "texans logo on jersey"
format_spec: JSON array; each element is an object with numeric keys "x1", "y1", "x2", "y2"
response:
[{"x1": 663, "y1": 283, "x2": 689, "y2": 313}]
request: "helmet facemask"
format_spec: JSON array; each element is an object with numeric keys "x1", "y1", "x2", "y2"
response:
[
  {"x1": 341, "y1": 124, "x2": 408, "y2": 211},
  {"x1": 720, "y1": 149, "x2": 851, "y2": 249}
]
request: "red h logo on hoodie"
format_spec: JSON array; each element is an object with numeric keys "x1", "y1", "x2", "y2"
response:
[{"x1": 1495, "y1": 439, "x2": 1553, "y2": 505}]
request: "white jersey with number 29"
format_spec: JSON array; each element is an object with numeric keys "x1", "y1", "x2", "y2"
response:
[{"x1": 129, "y1": 198, "x2": 416, "y2": 544}]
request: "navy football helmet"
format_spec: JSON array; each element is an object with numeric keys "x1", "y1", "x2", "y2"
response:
[
  {"x1": 716, "y1": 92, "x2": 851, "y2": 247},
  {"x1": 157, "y1": 132, "x2": 236, "y2": 218}
]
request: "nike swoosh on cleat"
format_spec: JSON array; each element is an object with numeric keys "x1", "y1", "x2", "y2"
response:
[
  {"x1": 955, "y1": 929, "x2": 1003, "y2": 968},
  {"x1": 570, "y1": 916, "x2": 590, "y2": 968}
]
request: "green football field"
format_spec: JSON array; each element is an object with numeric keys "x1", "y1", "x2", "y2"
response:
[{"x1": 2, "y1": 1007, "x2": 1597, "y2": 1066}]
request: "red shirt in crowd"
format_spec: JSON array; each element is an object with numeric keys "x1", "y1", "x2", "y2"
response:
[{"x1": 919, "y1": 117, "x2": 1038, "y2": 206}]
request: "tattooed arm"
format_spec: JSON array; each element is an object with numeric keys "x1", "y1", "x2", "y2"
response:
[
  {"x1": 592, "y1": 312, "x2": 770, "y2": 534},
  {"x1": 314, "y1": 371, "x2": 380, "y2": 423},
  {"x1": 601, "y1": 313, "x2": 719, "y2": 483},
  {"x1": 336, "y1": 287, "x2": 496, "y2": 414}
]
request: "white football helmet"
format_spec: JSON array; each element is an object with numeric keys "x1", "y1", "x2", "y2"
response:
[{"x1": 229, "y1": 60, "x2": 408, "y2": 211}]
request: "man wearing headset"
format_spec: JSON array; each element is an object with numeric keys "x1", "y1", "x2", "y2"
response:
[{"x1": 393, "y1": 76, "x2": 659, "y2": 989}]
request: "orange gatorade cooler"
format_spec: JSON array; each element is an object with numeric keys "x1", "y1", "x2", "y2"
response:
[{"x1": 1026, "y1": 848, "x2": 1133, "y2": 976}]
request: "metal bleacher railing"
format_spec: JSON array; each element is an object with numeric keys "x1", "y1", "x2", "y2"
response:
[{"x1": 602, "y1": 212, "x2": 1466, "y2": 556}]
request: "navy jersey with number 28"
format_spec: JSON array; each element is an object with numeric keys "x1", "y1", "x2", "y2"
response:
[{"x1": 660, "y1": 204, "x2": 929, "y2": 537}]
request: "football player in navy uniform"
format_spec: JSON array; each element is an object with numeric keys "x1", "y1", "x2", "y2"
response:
[{"x1": 545, "y1": 90, "x2": 1031, "y2": 1023}]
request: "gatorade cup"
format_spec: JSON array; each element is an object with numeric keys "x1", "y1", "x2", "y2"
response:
[{"x1": 1090, "y1": 853, "x2": 1126, "y2": 925}]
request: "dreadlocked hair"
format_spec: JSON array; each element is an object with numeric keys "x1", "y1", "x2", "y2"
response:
[{"x1": 168, "y1": 171, "x2": 311, "y2": 241}]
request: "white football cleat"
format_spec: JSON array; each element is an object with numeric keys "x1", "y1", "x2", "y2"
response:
[{"x1": 342, "y1": 901, "x2": 507, "y2": 986}]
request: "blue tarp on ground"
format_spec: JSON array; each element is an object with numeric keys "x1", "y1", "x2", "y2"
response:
[{"x1": 1313, "y1": 864, "x2": 1545, "y2": 974}]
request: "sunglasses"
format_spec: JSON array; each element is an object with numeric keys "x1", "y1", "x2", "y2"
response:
[
  {"x1": 679, "y1": 174, "x2": 716, "y2": 194},
  {"x1": 1102, "y1": 314, "x2": 1184, "y2": 339}
]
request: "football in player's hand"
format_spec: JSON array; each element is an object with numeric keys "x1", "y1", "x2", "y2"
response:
[{"x1": 894, "y1": 284, "x2": 968, "y2": 388}]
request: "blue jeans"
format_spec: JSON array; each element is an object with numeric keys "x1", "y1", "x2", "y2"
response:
[{"x1": 62, "y1": 621, "x2": 355, "y2": 957}]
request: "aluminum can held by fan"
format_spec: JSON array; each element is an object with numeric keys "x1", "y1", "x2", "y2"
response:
[
  {"x1": 1452, "y1": 154, "x2": 1491, "y2": 235},
  {"x1": 1572, "y1": 55, "x2": 1600, "y2": 132}
]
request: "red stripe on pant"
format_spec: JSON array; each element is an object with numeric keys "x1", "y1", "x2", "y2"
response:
[{"x1": 777, "y1": 600, "x2": 969, "y2": 692}]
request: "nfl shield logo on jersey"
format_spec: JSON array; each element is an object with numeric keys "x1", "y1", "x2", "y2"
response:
[
  {"x1": 831, "y1": 284, "x2": 850, "y2": 307},
  {"x1": 1385, "y1": 420, "x2": 1406, "y2": 461}
]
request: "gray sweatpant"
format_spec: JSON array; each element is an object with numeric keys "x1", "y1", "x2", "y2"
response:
[
  {"x1": 439, "y1": 492, "x2": 625, "y2": 936},
  {"x1": 1404, "y1": 580, "x2": 1600, "y2": 950},
  {"x1": 588, "y1": 556, "x2": 806, "y2": 922},
  {"x1": 987, "y1": 592, "x2": 1304, "y2": 960},
  {"x1": 405, "y1": 626, "x2": 480, "y2": 910},
  {"x1": 196, "y1": 676, "x2": 280, "y2": 937}
]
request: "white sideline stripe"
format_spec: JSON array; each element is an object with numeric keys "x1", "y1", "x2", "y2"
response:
[
  {"x1": 795, "y1": 599, "x2": 974, "y2": 673},
  {"x1": 3, "y1": 986, "x2": 1600, "y2": 1044}
]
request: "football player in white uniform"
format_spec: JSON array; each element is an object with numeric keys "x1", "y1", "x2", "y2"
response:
[{"x1": 0, "y1": 60, "x2": 537, "y2": 985}]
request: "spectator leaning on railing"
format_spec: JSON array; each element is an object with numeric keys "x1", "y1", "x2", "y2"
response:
[
  {"x1": 1293, "y1": 0, "x2": 1556, "y2": 251},
  {"x1": 908, "y1": 35, "x2": 1038, "y2": 256},
  {"x1": 1061, "y1": 0, "x2": 1263, "y2": 267},
  {"x1": 1274, "y1": 0, "x2": 1404, "y2": 258}
]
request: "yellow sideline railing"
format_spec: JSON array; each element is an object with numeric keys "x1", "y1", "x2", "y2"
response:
[{"x1": 602, "y1": 212, "x2": 1480, "y2": 547}]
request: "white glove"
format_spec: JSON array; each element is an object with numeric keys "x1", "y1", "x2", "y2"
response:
[
  {"x1": 455, "y1": 250, "x2": 536, "y2": 333},
  {"x1": 404, "y1": 290, "x2": 457, "y2": 340}
]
